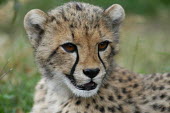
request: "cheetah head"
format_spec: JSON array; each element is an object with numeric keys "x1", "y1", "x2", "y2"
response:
[{"x1": 24, "y1": 2, "x2": 125, "y2": 97}]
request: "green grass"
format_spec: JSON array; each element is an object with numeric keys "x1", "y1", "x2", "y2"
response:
[
  {"x1": 117, "y1": 16, "x2": 170, "y2": 73},
  {"x1": 0, "y1": 14, "x2": 170, "y2": 113},
  {"x1": 0, "y1": 35, "x2": 40, "y2": 113}
]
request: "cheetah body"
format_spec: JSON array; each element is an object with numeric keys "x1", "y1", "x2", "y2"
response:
[{"x1": 32, "y1": 67, "x2": 170, "y2": 113}]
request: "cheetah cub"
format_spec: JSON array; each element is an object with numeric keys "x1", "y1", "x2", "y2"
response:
[{"x1": 24, "y1": 2, "x2": 170, "y2": 113}]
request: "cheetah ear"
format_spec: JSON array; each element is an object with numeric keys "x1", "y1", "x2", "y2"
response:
[
  {"x1": 24, "y1": 9, "x2": 48, "y2": 48},
  {"x1": 104, "y1": 4, "x2": 125, "y2": 24}
]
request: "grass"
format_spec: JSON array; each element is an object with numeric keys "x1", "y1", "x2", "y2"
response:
[
  {"x1": 117, "y1": 15, "x2": 170, "y2": 73},
  {"x1": 0, "y1": 15, "x2": 170, "y2": 113},
  {"x1": 0, "y1": 35, "x2": 40, "y2": 113}
]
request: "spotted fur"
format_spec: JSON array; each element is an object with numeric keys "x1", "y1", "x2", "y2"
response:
[{"x1": 24, "y1": 2, "x2": 170, "y2": 113}]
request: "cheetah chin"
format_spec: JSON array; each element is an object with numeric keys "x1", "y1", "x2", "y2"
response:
[{"x1": 64, "y1": 76, "x2": 100, "y2": 97}]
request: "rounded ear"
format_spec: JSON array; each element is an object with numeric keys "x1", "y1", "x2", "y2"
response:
[
  {"x1": 104, "y1": 4, "x2": 125, "y2": 25},
  {"x1": 24, "y1": 9, "x2": 48, "y2": 48}
]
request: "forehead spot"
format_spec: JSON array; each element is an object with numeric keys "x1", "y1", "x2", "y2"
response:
[{"x1": 75, "y1": 4, "x2": 82, "y2": 11}]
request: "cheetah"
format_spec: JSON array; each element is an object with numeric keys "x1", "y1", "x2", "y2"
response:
[{"x1": 24, "y1": 2, "x2": 170, "y2": 113}]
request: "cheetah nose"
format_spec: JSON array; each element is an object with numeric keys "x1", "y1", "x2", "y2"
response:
[{"x1": 83, "y1": 68, "x2": 100, "y2": 78}]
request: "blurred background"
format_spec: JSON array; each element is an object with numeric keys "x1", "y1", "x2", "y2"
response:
[{"x1": 0, "y1": 0, "x2": 170, "y2": 112}]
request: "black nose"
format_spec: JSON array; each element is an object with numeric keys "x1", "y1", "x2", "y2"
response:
[{"x1": 83, "y1": 68, "x2": 100, "y2": 78}]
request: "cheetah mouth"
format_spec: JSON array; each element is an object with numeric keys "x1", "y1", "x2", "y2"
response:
[
  {"x1": 65, "y1": 74, "x2": 97, "y2": 91},
  {"x1": 76, "y1": 81, "x2": 97, "y2": 91}
]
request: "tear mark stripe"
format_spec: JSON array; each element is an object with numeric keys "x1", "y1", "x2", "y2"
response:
[
  {"x1": 70, "y1": 49, "x2": 79, "y2": 75},
  {"x1": 98, "y1": 52, "x2": 106, "y2": 70}
]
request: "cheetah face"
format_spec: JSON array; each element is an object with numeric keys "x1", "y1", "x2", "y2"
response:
[
  {"x1": 61, "y1": 40, "x2": 111, "y2": 97},
  {"x1": 24, "y1": 2, "x2": 125, "y2": 97}
]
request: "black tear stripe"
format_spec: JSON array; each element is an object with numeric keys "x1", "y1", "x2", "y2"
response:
[
  {"x1": 65, "y1": 49, "x2": 79, "y2": 83},
  {"x1": 98, "y1": 52, "x2": 106, "y2": 70},
  {"x1": 70, "y1": 49, "x2": 79, "y2": 75}
]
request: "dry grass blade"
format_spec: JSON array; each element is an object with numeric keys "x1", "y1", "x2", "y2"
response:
[
  {"x1": 0, "y1": 68, "x2": 13, "y2": 80},
  {"x1": 0, "y1": 58, "x2": 12, "y2": 80},
  {"x1": 131, "y1": 37, "x2": 140, "y2": 71}
]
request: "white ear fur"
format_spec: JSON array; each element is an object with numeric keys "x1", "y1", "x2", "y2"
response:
[
  {"x1": 24, "y1": 9, "x2": 48, "y2": 48},
  {"x1": 104, "y1": 4, "x2": 125, "y2": 24}
]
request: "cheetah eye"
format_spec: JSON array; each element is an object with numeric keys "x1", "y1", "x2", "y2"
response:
[
  {"x1": 62, "y1": 43, "x2": 77, "y2": 53},
  {"x1": 98, "y1": 41, "x2": 110, "y2": 51}
]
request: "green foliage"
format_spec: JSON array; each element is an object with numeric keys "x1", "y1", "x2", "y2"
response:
[
  {"x1": 0, "y1": 74, "x2": 39, "y2": 113},
  {"x1": 1, "y1": 0, "x2": 170, "y2": 36},
  {"x1": 0, "y1": 0, "x2": 7, "y2": 5},
  {"x1": 161, "y1": 0, "x2": 170, "y2": 5},
  {"x1": 19, "y1": 0, "x2": 170, "y2": 15},
  {"x1": 0, "y1": 37, "x2": 40, "y2": 113}
]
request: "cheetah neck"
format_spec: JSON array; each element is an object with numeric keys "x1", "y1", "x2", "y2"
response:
[{"x1": 45, "y1": 75, "x2": 72, "y2": 112}]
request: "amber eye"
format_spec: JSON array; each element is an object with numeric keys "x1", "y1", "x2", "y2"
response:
[
  {"x1": 98, "y1": 41, "x2": 110, "y2": 51},
  {"x1": 62, "y1": 43, "x2": 77, "y2": 53}
]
